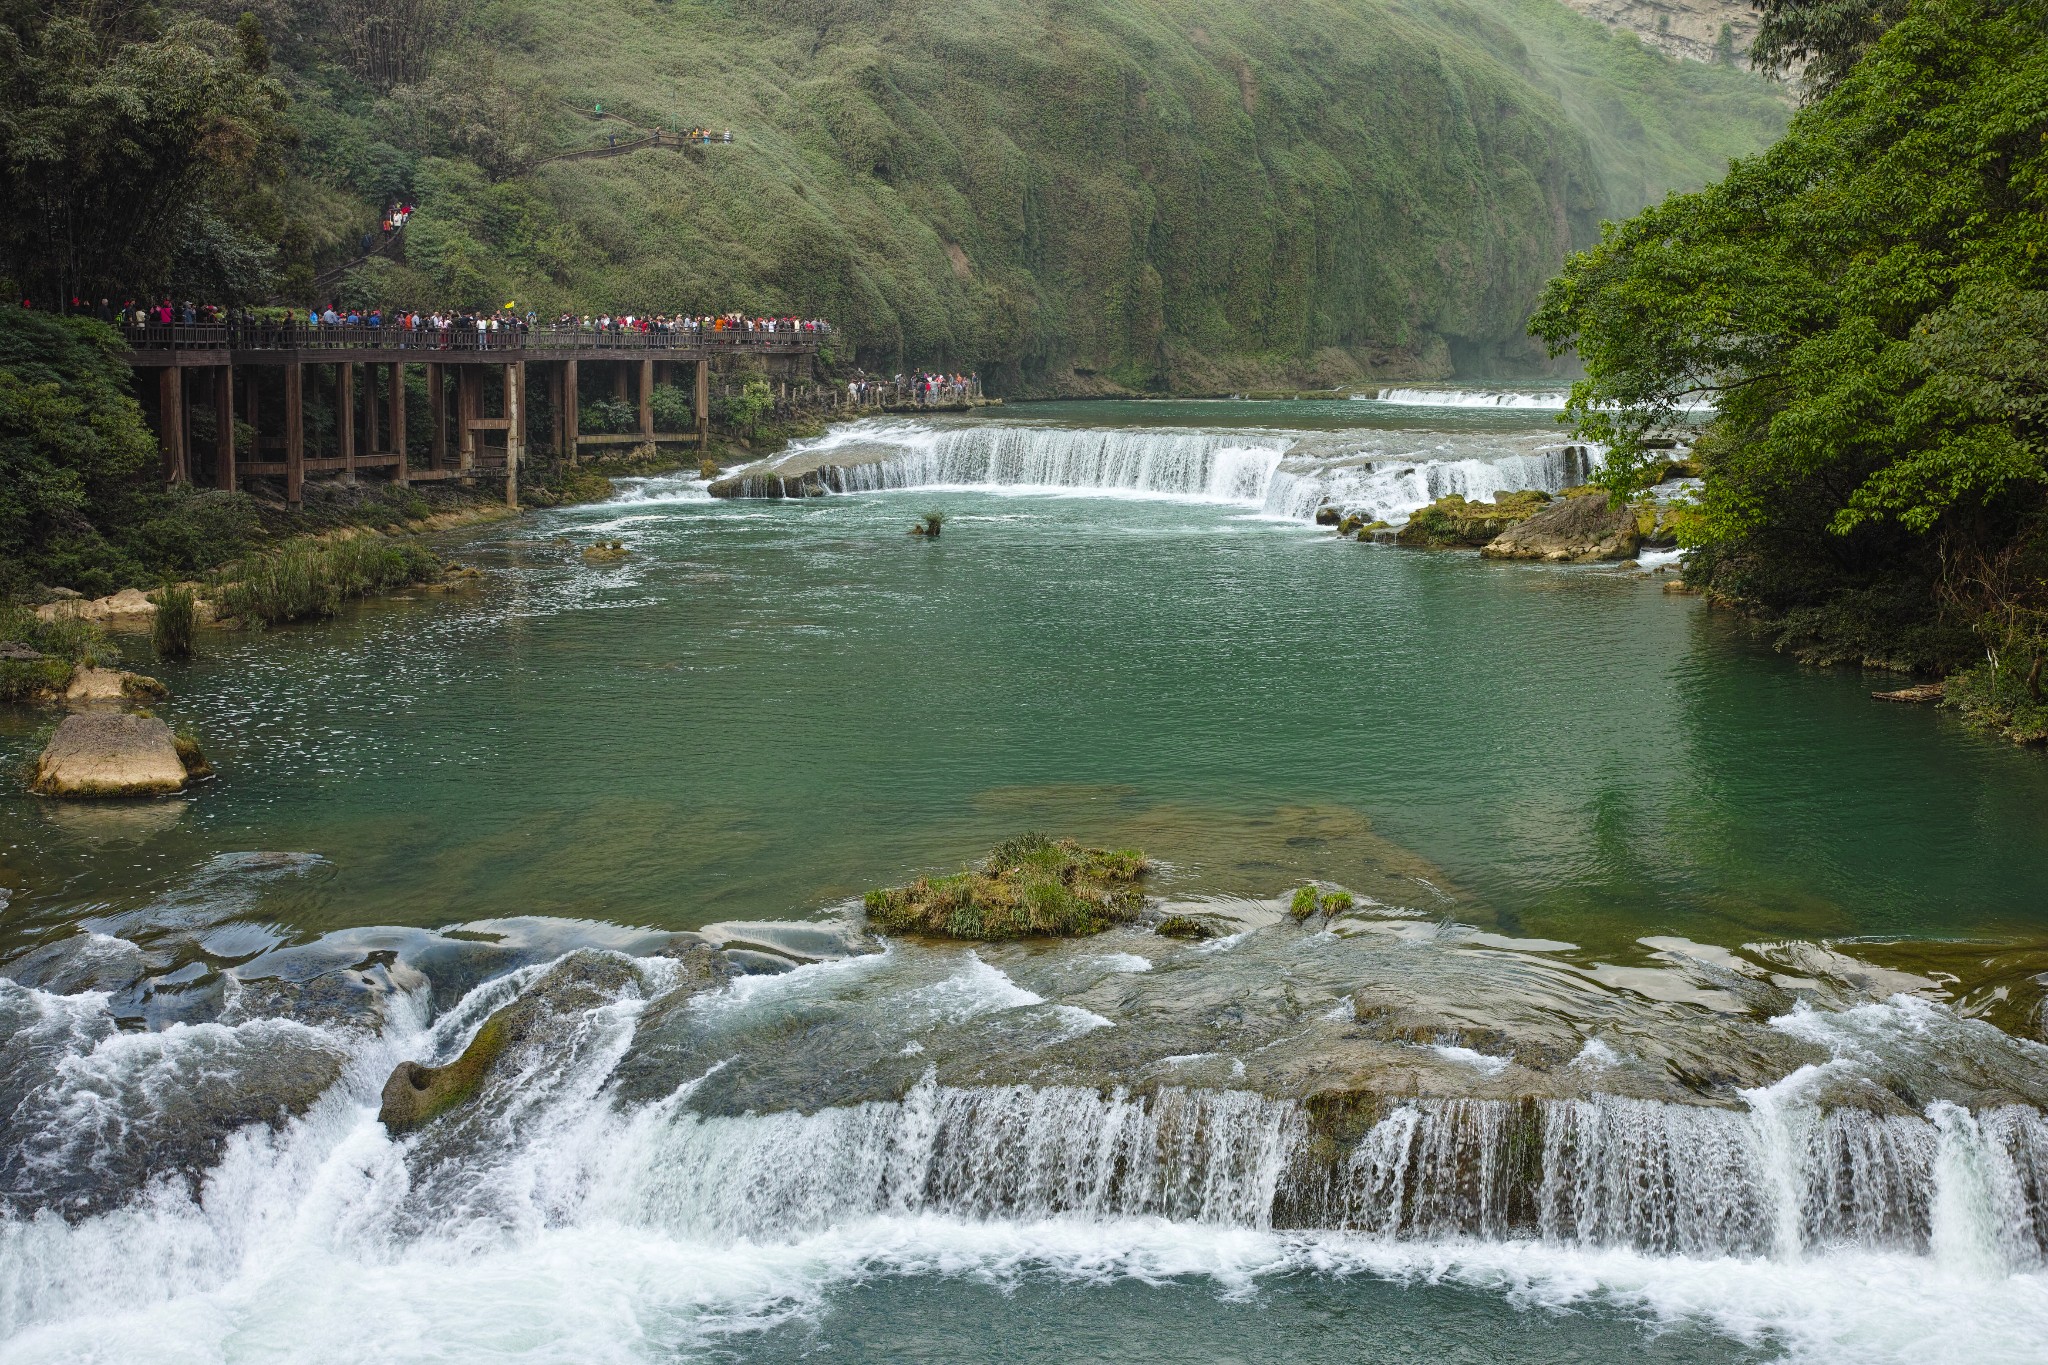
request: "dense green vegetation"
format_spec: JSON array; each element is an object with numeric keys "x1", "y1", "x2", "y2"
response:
[
  {"x1": 864, "y1": 833, "x2": 1150, "y2": 938},
  {"x1": 216, "y1": 535, "x2": 442, "y2": 626},
  {"x1": 4, "y1": 0, "x2": 1789, "y2": 389},
  {"x1": 1534, "y1": 0, "x2": 2048, "y2": 737},
  {"x1": 0, "y1": 311, "x2": 270, "y2": 598}
]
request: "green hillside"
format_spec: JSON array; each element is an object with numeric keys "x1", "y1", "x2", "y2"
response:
[{"x1": 286, "y1": 0, "x2": 1787, "y2": 389}]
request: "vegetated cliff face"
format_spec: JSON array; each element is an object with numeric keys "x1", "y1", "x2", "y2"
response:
[
  {"x1": 329, "y1": 0, "x2": 1788, "y2": 392},
  {"x1": 1552, "y1": 0, "x2": 1761, "y2": 66}
]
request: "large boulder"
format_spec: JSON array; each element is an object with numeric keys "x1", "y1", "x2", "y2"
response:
[
  {"x1": 1481, "y1": 492, "x2": 1641, "y2": 562},
  {"x1": 1395, "y1": 490, "x2": 1551, "y2": 548},
  {"x1": 31, "y1": 713, "x2": 192, "y2": 796}
]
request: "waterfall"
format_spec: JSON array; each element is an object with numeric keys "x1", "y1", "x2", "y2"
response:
[
  {"x1": 733, "y1": 420, "x2": 1601, "y2": 524},
  {"x1": 6, "y1": 955, "x2": 2048, "y2": 1363},
  {"x1": 596, "y1": 1076, "x2": 2048, "y2": 1265}
]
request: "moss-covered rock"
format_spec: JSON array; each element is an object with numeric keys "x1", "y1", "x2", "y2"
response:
[
  {"x1": 864, "y1": 833, "x2": 1149, "y2": 939},
  {"x1": 1155, "y1": 914, "x2": 1217, "y2": 940},
  {"x1": 1395, "y1": 490, "x2": 1552, "y2": 548},
  {"x1": 378, "y1": 1007, "x2": 518, "y2": 1134}
]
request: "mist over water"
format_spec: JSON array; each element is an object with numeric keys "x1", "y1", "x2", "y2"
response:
[{"x1": 4, "y1": 396, "x2": 2047, "y2": 1362}]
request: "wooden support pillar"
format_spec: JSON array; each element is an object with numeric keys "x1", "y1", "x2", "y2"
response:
[
  {"x1": 506, "y1": 360, "x2": 525, "y2": 508},
  {"x1": 613, "y1": 364, "x2": 629, "y2": 404},
  {"x1": 214, "y1": 365, "x2": 235, "y2": 491},
  {"x1": 550, "y1": 365, "x2": 564, "y2": 456},
  {"x1": 428, "y1": 363, "x2": 446, "y2": 469},
  {"x1": 285, "y1": 362, "x2": 304, "y2": 506},
  {"x1": 694, "y1": 358, "x2": 710, "y2": 452},
  {"x1": 639, "y1": 357, "x2": 654, "y2": 438},
  {"x1": 245, "y1": 366, "x2": 259, "y2": 442},
  {"x1": 159, "y1": 367, "x2": 188, "y2": 484},
  {"x1": 337, "y1": 362, "x2": 356, "y2": 476},
  {"x1": 457, "y1": 365, "x2": 478, "y2": 476},
  {"x1": 562, "y1": 359, "x2": 579, "y2": 464},
  {"x1": 363, "y1": 361, "x2": 380, "y2": 459},
  {"x1": 390, "y1": 363, "x2": 409, "y2": 485}
]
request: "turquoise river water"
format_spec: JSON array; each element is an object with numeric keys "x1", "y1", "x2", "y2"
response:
[{"x1": 2, "y1": 392, "x2": 2046, "y2": 1364}]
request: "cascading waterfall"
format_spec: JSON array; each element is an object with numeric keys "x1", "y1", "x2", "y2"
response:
[
  {"x1": 5, "y1": 945, "x2": 2048, "y2": 1363},
  {"x1": 734, "y1": 419, "x2": 1602, "y2": 524},
  {"x1": 609, "y1": 1081, "x2": 2047, "y2": 1265},
  {"x1": 816, "y1": 425, "x2": 1293, "y2": 503}
]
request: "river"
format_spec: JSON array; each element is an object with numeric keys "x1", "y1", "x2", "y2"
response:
[{"x1": 2, "y1": 391, "x2": 2045, "y2": 1363}]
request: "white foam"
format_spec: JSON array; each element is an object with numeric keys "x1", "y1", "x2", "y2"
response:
[
  {"x1": 903, "y1": 952, "x2": 1045, "y2": 1023},
  {"x1": 1572, "y1": 1039, "x2": 1623, "y2": 1069},
  {"x1": 1365, "y1": 387, "x2": 1571, "y2": 409},
  {"x1": 1431, "y1": 1044, "x2": 1512, "y2": 1075}
]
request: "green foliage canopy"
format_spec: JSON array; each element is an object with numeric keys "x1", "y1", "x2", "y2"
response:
[
  {"x1": 0, "y1": 0, "x2": 292, "y2": 304},
  {"x1": 1532, "y1": 0, "x2": 2048, "y2": 662}
]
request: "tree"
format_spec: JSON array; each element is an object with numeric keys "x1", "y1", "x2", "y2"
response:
[
  {"x1": 1532, "y1": 0, "x2": 2048, "y2": 670},
  {"x1": 1750, "y1": 0, "x2": 1913, "y2": 97},
  {"x1": 0, "y1": 0, "x2": 292, "y2": 306}
]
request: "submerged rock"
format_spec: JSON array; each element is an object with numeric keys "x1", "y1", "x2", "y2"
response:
[
  {"x1": 380, "y1": 950, "x2": 675, "y2": 1135},
  {"x1": 1481, "y1": 492, "x2": 1640, "y2": 562},
  {"x1": 1395, "y1": 491, "x2": 1551, "y2": 549},
  {"x1": 63, "y1": 666, "x2": 166, "y2": 707},
  {"x1": 31, "y1": 713, "x2": 192, "y2": 796},
  {"x1": 1155, "y1": 914, "x2": 1218, "y2": 940}
]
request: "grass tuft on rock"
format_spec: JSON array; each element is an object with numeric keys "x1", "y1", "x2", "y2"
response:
[
  {"x1": 864, "y1": 833, "x2": 1150, "y2": 939},
  {"x1": 151, "y1": 583, "x2": 198, "y2": 661},
  {"x1": 1290, "y1": 885, "x2": 1354, "y2": 921}
]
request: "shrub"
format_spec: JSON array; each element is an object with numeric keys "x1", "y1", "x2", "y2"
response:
[
  {"x1": 864, "y1": 833, "x2": 1151, "y2": 939},
  {"x1": 1290, "y1": 885, "x2": 1323, "y2": 921},
  {"x1": 649, "y1": 384, "x2": 694, "y2": 432}
]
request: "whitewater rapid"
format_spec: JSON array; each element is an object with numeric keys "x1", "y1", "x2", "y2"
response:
[{"x1": 3, "y1": 918, "x2": 2046, "y2": 1364}]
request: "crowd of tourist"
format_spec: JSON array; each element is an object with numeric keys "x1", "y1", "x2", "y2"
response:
[
  {"x1": 554, "y1": 312, "x2": 829, "y2": 336},
  {"x1": 846, "y1": 371, "x2": 983, "y2": 407},
  {"x1": 89, "y1": 298, "x2": 835, "y2": 349}
]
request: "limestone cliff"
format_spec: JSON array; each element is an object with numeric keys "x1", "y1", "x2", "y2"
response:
[{"x1": 1552, "y1": 0, "x2": 1765, "y2": 66}]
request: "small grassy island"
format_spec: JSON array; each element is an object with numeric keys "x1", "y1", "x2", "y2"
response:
[{"x1": 863, "y1": 834, "x2": 1150, "y2": 940}]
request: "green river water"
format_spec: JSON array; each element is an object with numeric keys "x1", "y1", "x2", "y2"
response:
[
  {"x1": 4, "y1": 397, "x2": 2047, "y2": 1365},
  {"x1": 5, "y1": 410, "x2": 2045, "y2": 958}
]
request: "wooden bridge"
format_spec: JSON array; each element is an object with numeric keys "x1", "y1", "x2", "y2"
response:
[{"x1": 126, "y1": 323, "x2": 824, "y2": 507}]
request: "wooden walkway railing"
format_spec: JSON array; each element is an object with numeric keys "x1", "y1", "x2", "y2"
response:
[{"x1": 124, "y1": 322, "x2": 827, "y2": 357}]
